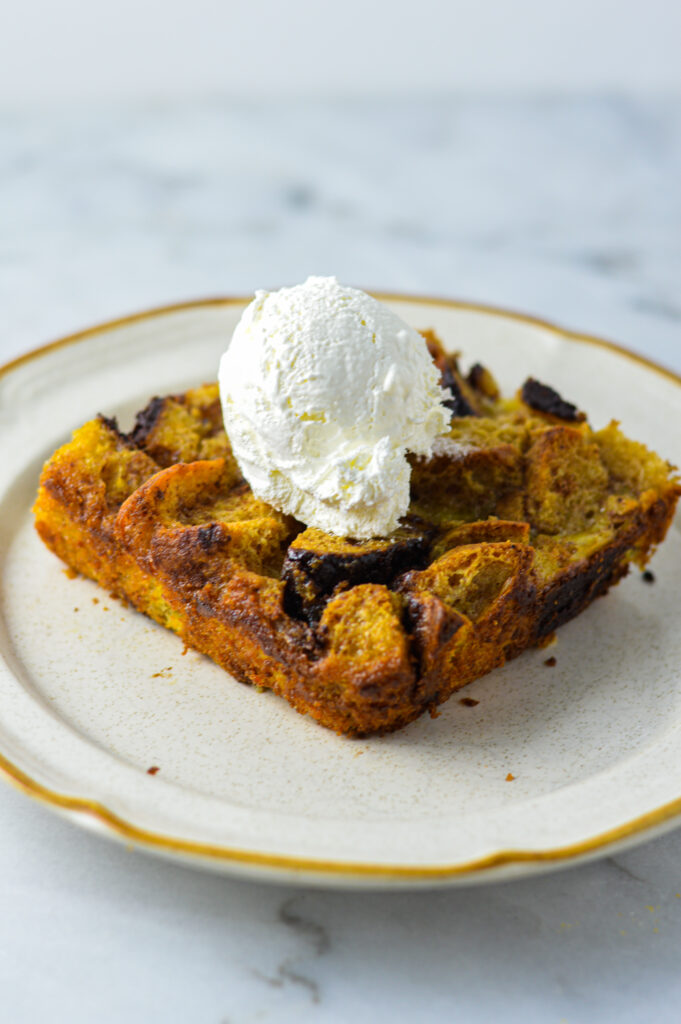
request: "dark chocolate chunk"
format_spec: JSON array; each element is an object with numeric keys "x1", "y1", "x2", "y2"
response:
[
  {"x1": 534, "y1": 544, "x2": 626, "y2": 640},
  {"x1": 467, "y1": 363, "x2": 499, "y2": 399},
  {"x1": 521, "y1": 378, "x2": 585, "y2": 422},
  {"x1": 97, "y1": 414, "x2": 137, "y2": 449},
  {"x1": 283, "y1": 527, "x2": 432, "y2": 623},
  {"x1": 441, "y1": 364, "x2": 476, "y2": 417},
  {"x1": 130, "y1": 396, "x2": 165, "y2": 446},
  {"x1": 422, "y1": 330, "x2": 477, "y2": 416}
]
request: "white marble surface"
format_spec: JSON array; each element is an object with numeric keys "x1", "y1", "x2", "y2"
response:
[{"x1": 2, "y1": 97, "x2": 681, "y2": 1022}]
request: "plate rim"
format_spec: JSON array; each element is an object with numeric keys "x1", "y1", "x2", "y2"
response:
[{"x1": 2, "y1": 292, "x2": 680, "y2": 884}]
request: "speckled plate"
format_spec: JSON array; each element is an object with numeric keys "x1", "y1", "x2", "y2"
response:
[{"x1": 1, "y1": 296, "x2": 680, "y2": 888}]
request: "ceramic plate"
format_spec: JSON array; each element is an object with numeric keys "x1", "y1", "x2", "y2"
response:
[{"x1": 1, "y1": 296, "x2": 680, "y2": 889}]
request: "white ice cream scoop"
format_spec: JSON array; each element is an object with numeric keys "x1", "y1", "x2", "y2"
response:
[{"x1": 218, "y1": 276, "x2": 450, "y2": 538}]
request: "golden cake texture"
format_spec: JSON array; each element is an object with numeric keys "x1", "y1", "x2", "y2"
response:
[{"x1": 33, "y1": 335, "x2": 680, "y2": 735}]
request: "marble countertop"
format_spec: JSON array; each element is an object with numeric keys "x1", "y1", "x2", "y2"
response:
[{"x1": 2, "y1": 96, "x2": 681, "y2": 1023}]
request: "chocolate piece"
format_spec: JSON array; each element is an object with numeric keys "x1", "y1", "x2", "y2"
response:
[
  {"x1": 130, "y1": 396, "x2": 165, "y2": 447},
  {"x1": 441, "y1": 363, "x2": 476, "y2": 417},
  {"x1": 128, "y1": 385, "x2": 232, "y2": 468},
  {"x1": 521, "y1": 378, "x2": 585, "y2": 423},
  {"x1": 401, "y1": 589, "x2": 465, "y2": 679},
  {"x1": 283, "y1": 527, "x2": 432, "y2": 623},
  {"x1": 534, "y1": 543, "x2": 627, "y2": 640},
  {"x1": 467, "y1": 363, "x2": 499, "y2": 400},
  {"x1": 97, "y1": 414, "x2": 137, "y2": 449},
  {"x1": 422, "y1": 330, "x2": 477, "y2": 416}
]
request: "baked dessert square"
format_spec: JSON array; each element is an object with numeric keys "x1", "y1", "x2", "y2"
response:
[{"x1": 34, "y1": 335, "x2": 680, "y2": 736}]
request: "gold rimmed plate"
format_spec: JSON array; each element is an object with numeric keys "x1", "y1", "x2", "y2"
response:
[{"x1": 0, "y1": 295, "x2": 680, "y2": 888}]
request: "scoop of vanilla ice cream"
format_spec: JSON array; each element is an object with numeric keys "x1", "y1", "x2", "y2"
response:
[{"x1": 218, "y1": 276, "x2": 450, "y2": 538}]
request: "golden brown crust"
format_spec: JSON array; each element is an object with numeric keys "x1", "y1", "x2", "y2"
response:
[{"x1": 33, "y1": 344, "x2": 681, "y2": 736}]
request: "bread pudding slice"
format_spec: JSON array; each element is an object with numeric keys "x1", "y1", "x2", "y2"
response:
[{"x1": 33, "y1": 341, "x2": 680, "y2": 736}]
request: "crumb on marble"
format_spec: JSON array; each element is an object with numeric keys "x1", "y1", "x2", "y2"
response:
[
  {"x1": 459, "y1": 697, "x2": 480, "y2": 707},
  {"x1": 147, "y1": 766, "x2": 160, "y2": 775},
  {"x1": 544, "y1": 656, "x2": 557, "y2": 667},
  {"x1": 506, "y1": 772, "x2": 515, "y2": 781},
  {"x1": 642, "y1": 570, "x2": 655, "y2": 584}
]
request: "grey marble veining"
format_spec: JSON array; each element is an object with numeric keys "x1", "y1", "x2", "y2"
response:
[
  {"x1": 2, "y1": 98, "x2": 681, "y2": 369},
  {"x1": 1, "y1": 97, "x2": 681, "y2": 1024},
  {"x1": 3, "y1": 782, "x2": 681, "y2": 1023}
]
